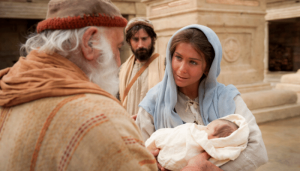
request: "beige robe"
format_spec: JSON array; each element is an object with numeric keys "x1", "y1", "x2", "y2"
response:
[
  {"x1": 0, "y1": 94, "x2": 157, "y2": 171},
  {"x1": 126, "y1": 61, "x2": 149, "y2": 115},
  {"x1": 119, "y1": 53, "x2": 165, "y2": 115}
]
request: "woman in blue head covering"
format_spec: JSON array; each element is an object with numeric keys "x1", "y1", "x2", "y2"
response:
[{"x1": 136, "y1": 25, "x2": 268, "y2": 170}]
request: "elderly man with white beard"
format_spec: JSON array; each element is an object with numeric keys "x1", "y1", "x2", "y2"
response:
[
  {"x1": 0, "y1": 0, "x2": 214, "y2": 170},
  {"x1": 0, "y1": 0, "x2": 159, "y2": 170}
]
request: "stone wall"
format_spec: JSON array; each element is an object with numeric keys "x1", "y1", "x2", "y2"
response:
[
  {"x1": 143, "y1": 0, "x2": 266, "y2": 86},
  {"x1": 266, "y1": 0, "x2": 300, "y2": 21}
]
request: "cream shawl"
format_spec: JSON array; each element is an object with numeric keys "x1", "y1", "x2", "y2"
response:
[{"x1": 119, "y1": 53, "x2": 165, "y2": 108}]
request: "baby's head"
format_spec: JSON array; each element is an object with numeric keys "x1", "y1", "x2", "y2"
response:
[{"x1": 205, "y1": 119, "x2": 239, "y2": 139}]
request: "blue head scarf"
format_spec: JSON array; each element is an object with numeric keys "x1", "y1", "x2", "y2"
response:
[{"x1": 139, "y1": 24, "x2": 240, "y2": 130}]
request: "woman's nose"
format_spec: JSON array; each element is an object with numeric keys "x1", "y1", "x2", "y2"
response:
[{"x1": 178, "y1": 62, "x2": 187, "y2": 74}]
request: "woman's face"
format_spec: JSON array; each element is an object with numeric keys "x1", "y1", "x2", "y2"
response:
[{"x1": 172, "y1": 42, "x2": 207, "y2": 90}]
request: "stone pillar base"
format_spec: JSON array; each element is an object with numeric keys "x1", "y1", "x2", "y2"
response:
[
  {"x1": 253, "y1": 103, "x2": 300, "y2": 124},
  {"x1": 276, "y1": 69, "x2": 300, "y2": 103},
  {"x1": 242, "y1": 89, "x2": 300, "y2": 124},
  {"x1": 236, "y1": 82, "x2": 272, "y2": 93}
]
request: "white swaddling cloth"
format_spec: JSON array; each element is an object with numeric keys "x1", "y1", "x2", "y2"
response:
[{"x1": 145, "y1": 114, "x2": 249, "y2": 171}]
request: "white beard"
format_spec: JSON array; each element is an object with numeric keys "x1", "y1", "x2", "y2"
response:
[{"x1": 86, "y1": 37, "x2": 120, "y2": 98}]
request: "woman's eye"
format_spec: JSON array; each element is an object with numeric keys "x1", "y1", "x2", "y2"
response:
[
  {"x1": 190, "y1": 61, "x2": 197, "y2": 65},
  {"x1": 175, "y1": 56, "x2": 182, "y2": 60}
]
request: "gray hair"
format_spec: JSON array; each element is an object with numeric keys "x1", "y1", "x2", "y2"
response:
[
  {"x1": 21, "y1": 26, "x2": 105, "y2": 58},
  {"x1": 20, "y1": 27, "x2": 120, "y2": 97}
]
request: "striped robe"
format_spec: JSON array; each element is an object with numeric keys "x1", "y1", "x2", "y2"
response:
[{"x1": 0, "y1": 93, "x2": 157, "y2": 171}]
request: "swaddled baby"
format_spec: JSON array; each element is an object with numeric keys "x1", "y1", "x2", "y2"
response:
[{"x1": 145, "y1": 114, "x2": 249, "y2": 171}]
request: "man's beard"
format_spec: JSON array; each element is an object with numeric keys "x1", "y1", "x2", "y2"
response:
[
  {"x1": 85, "y1": 37, "x2": 120, "y2": 97},
  {"x1": 132, "y1": 43, "x2": 154, "y2": 62},
  {"x1": 68, "y1": 36, "x2": 119, "y2": 97},
  {"x1": 68, "y1": 33, "x2": 119, "y2": 97}
]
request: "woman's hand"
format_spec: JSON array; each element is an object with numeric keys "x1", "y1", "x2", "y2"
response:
[
  {"x1": 131, "y1": 114, "x2": 138, "y2": 121},
  {"x1": 149, "y1": 148, "x2": 170, "y2": 171},
  {"x1": 182, "y1": 152, "x2": 223, "y2": 171},
  {"x1": 186, "y1": 152, "x2": 210, "y2": 168}
]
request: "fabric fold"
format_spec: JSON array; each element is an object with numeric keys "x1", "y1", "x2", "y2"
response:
[
  {"x1": 145, "y1": 114, "x2": 249, "y2": 171},
  {"x1": 0, "y1": 50, "x2": 120, "y2": 107}
]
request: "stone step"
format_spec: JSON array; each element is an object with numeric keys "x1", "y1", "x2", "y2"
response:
[
  {"x1": 276, "y1": 83, "x2": 300, "y2": 92},
  {"x1": 276, "y1": 83, "x2": 300, "y2": 103},
  {"x1": 236, "y1": 82, "x2": 272, "y2": 94},
  {"x1": 280, "y1": 69, "x2": 300, "y2": 85},
  {"x1": 264, "y1": 71, "x2": 295, "y2": 87},
  {"x1": 253, "y1": 103, "x2": 300, "y2": 124},
  {"x1": 241, "y1": 89, "x2": 297, "y2": 110}
]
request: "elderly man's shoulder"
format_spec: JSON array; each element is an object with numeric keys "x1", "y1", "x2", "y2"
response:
[
  {"x1": 24, "y1": 93, "x2": 132, "y2": 137},
  {"x1": 0, "y1": 93, "x2": 149, "y2": 170},
  {"x1": 23, "y1": 93, "x2": 133, "y2": 136},
  {"x1": 55, "y1": 93, "x2": 130, "y2": 122},
  {"x1": 49, "y1": 93, "x2": 148, "y2": 170}
]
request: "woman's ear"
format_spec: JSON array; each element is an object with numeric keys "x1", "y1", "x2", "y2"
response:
[
  {"x1": 204, "y1": 67, "x2": 209, "y2": 76},
  {"x1": 81, "y1": 27, "x2": 99, "y2": 61}
]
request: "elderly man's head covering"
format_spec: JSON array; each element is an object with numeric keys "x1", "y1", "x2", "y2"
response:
[
  {"x1": 125, "y1": 17, "x2": 154, "y2": 34},
  {"x1": 37, "y1": 0, "x2": 127, "y2": 33}
]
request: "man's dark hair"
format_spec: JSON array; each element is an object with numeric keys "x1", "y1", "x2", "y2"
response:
[{"x1": 126, "y1": 24, "x2": 157, "y2": 45}]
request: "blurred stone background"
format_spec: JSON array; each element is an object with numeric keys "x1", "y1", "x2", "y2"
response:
[
  {"x1": 0, "y1": 0, "x2": 147, "y2": 68},
  {"x1": 0, "y1": 1, "x2": 300, "y2": 170}
]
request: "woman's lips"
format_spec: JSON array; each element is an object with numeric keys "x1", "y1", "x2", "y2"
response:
[{"x1": 176, "y1": 74, "x2": 188, "y2": 80}]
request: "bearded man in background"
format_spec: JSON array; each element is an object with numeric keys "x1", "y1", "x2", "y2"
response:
[
  {"x1": 0, "y1": 0, "x2": 158, "y2": 170},
  {"x1": 119, "y1": 18, "x2": 165, "y2": 116}
]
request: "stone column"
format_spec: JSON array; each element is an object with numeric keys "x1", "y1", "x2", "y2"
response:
[{"x1": 264, "y1": 21, "x2": 269, "y2": 82}]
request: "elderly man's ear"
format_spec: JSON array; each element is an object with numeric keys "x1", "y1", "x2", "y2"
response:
[{"x1": 81, "y1": 27, "x2": 99, "y2": 61}]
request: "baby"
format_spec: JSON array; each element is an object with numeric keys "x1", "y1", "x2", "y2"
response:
[
  {"x1": 204, "y1": 119, "x2": 239, "y2": 139},
  {"x1": 145, "y1": 114, "x2": 249, "y2": 171}
]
